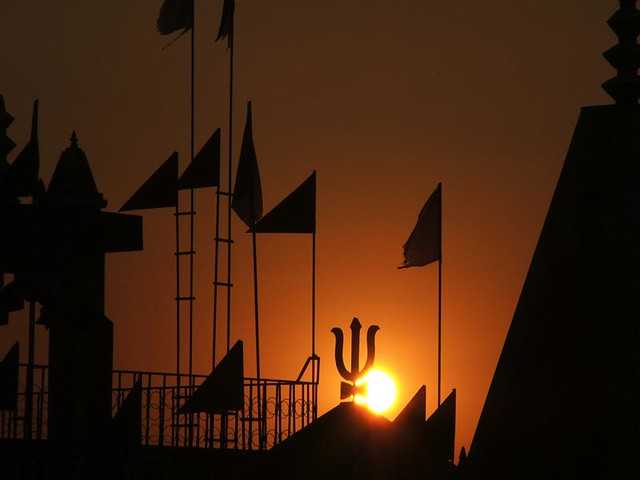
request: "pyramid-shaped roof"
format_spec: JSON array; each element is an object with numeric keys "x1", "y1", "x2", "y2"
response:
[{"x1": 47, "y1": 132, "x2": 105, "y2": 208}]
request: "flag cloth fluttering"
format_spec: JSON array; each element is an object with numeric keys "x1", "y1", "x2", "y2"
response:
[
  {"x1": 179, "y1": 340, "x2": 244, "y2": 414},
  {"x1": 399, "y1": 183, "x2": 442, "y2": 268},
  {"x1": 157, "y1": 0, "x2": 194, "y2": 35},
  {"x1": 232, "y1": 102, "x2": 263, "y2": 227},
  {"x1": 252, "y1": 172, "x2": 316, "y2": 234},
  {"x1": 119, "y1": 152, "x2": 178, "y2": 212},
  {"x1": 216, "y1": 0, "x2": 235, "y2": 48},
  {"x1": 7, "y1": 100, "x2": 39, "y2": 198},
  {"x1": 178, "y1": 129, "x2": 221, "y2": 190},
  {"x1": 0, "y1": 343, "x2": 19, "y2": 410}
]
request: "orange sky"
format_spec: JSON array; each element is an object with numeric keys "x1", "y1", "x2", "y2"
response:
[{"x1": 0, "y1": 0, "x2": 614, "y2": 453}]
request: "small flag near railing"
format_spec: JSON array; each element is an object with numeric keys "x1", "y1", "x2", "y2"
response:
[
  {"x1": 0, "y1": 343, "x2": 19, "y2": 411},
  {"x1": 112, "y1": 378, "x2": 142, "y2": 449},
  {"x1": 179, "y1": 340, "x2": 244, "y2": 414}
]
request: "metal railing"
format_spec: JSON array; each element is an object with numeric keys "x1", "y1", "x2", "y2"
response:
[{"x1": 1, "y1": 357, "x2": 319, "y2": 450}]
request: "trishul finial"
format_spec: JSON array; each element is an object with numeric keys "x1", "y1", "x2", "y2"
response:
[
  {"x1": 602, "y1": 1, "x2": 640, "y2": 104},
  {"x1": 331, "y1": 318, "x2": 379, "y2": 400}
]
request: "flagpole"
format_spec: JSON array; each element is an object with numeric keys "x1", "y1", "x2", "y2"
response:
[
  {"x1": 437, "y1": 182, "x2": 443, "y2": 407},
  {"x1": 312, "y1": 229, "x2": 316, "y2": 359},
  {"x1": 25, "y1": 300, "x2": 35, "y2": 441},
  {"x1": 226, "y1": 7, "x2": 235, "y2": 355},
  {"x1": 312, "y1": 227, "x2": 317, "y2": 420},
  {"x1": 251, "y1": 223, "x2": 263, "y2": 448},
  {"x1": 187, "y1": 2, "x2": 197, "y2": 448},
  {"x1": 188, "y1": 0, "x2": 196, "y2": 384},
  {"x1": 438, "y1": 258, "x2": 442, "y2": 407}
]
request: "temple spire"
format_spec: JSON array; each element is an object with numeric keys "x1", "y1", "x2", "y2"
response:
[{"x1": 603, "y1": 0, "x2": 640, "y2": 104}]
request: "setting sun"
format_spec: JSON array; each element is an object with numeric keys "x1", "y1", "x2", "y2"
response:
[{"x1": 354, "y1": 370, "x2": 397, "y2": 414}]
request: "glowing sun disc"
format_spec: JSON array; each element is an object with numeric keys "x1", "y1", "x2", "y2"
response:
[{"x1": 355, "y1": 369, "x2": 397, "y2": 414}]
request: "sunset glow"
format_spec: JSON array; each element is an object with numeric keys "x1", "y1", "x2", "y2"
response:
[{"x1": 354, "y1": 370, "x2": 397, "y2": 414}]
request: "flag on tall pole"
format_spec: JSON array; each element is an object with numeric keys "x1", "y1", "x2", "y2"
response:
[
  {"x1": 232, "y1": 102, "x2": 263, "y2": 227},
  {"x1": 252, "y1": 172, "x2": 316, "y2": 234},
  {"x1": 399, "y1": 183, "x2": 441, "y2": 269},
  {"x1": 216, "y1": 0, "x2": 235, "y2": 49},
  {"x1": 157, "y1": 0, "x2": 194, "y2": 36},
  {"x1": 216, "y1": 0, "x2": 237, "y2": 363},
  {"x1": 399, "y1": 183, "x2": 444, "y2": 406},
  {"x1": 252, "y1": 172, "x2": 318, "y2": 419},
  {"x1": 7, "y1": 100, "x2": 39, "y2": 198},
  {"x1": 232, "y1": 101, "x2": 264, "y2": 446},
  {"x1": 119, "y1": 153, "x2": 179, "y2": 212}
]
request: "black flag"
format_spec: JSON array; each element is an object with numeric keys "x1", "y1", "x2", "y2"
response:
[
  {"x1": 179, "y1": 341, "x2": 244, "y2": 414},
  {"x1": 7, "y1": 100, "x2": 39, "y2": 198},
  {"x1": 111, "y1": 379, "x2": 142, "y2": 452},
  {"x1": 0, "y1": 343, "x2": 19, "y2": 410},
  {"x1": 399, "y1": 183, "x2": 442, "y2": 269},
  {"x1": 232, "y1": 102, "x2": 263, "y2": 227},
  {"x1": 157, "y1": 0, "x2": 193, "y2": 35},
  {"x1": 120, "y1": 152, "x2": 178, "y2": 212},
  {"x1": 252, "y1": 172, "x2": 316, "y2": 234},
  {"x1": 178, "y1": 129, "x2": 220, "y2": 189},
  {"x1": 216, "y1": 0, "x2": 235, "y2": 48}
]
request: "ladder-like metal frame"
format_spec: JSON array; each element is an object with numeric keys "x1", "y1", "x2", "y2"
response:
[{"x1": 173, "y1": 189, "x2": 197, "y2": 447}]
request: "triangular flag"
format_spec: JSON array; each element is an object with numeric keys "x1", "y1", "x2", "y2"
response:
[
  {"x1": 179, "y1": 340, "x2": 244, "y2": 414},
  {"x1": 232, "y1": 102, "x2": 263, "y2": 227},
  {"x1": 424, "y1": 388, "x2": 456, "y2": 464},
  {"x1": 0, "y1": 343, "x2": 19, "y2": 410},
  {"x1": 157, "y1": 0, "x2": 193, "y2": 35},
  {"x1": 119, "y1": 152, "x2": 178, "y2": 211},
  {"x1": 112, "y1": 379, "x2": 142, "y2": 450},
  {"x1": 6, "y1": 100, "x2": 39, "y2": 198},
  {"x1": 178, "y1": 129, "x2": 220, "y2": 189},
  {"x1": 399, "y1": 183, "x2": 442, "y2": 268},
  {"x1": 0, "y1": 275, "x2": 6, "y2": 326},
  {"x1": 394, "y1": 385, "x2": 426, "y2": 425},
  {"x1": 252, "y1": 172, "x2": 316, "y2": 234},
  {"x1": 0, "y1": 280, "x2": 25, "y2": 319},
  {"x1": 216, "y1": 0, "x2": 235, "y2": 49}
]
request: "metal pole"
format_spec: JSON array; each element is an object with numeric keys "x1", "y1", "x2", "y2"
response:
[
  {"x1": 312, "y1": 230, "x2": 316, "y2": 358},
  {"x1": 226, "y1": 14, "x2": 235, "y2": 354},
  {"x1": 437, "y1": 182, "x2": 443, "y2": 407},
  {"x1": 188, "y1": 1, "x2": 196, "y2": 383},
  {"x1": 437, "y1": 258, "x2": 442, "y2": 407},
  {"x1": 25, "y1": 301, "x2": 35, "y2": 440},
  {"x1": 212, "y1": 194, "x2": 221, "y2": 369},
  {"x1": 175, "y1": 201, "x2": 181, "y2": 386},
  {"x1": 187, "y1": 5, "x2": 197, "y2": 448},
  {"x1": 251, "y1": 226, "x2": 261, "y2": 447}
]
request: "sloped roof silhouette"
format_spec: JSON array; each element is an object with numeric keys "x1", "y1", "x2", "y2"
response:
[{"x1": 467, "y1": 104, "x2": 640, "y2": 479}]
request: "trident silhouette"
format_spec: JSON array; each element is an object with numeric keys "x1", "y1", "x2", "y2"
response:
[{"x1": 331, "y1": 318, "x2": 380, "y2": 400}]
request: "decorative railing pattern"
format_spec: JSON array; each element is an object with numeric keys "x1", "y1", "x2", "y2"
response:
[{"x1": 1, "y1": 359, "x2": 319, "y2": 450}]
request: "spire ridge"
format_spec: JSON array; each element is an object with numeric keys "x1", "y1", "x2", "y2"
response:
[{"x1": 603, "y1": 1, "x2": 640, "y2": 104}]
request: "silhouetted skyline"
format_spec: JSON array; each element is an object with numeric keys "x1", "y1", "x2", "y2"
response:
[{"x1": 0, "y1": 1, "x2": 612, "y2": 453}]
